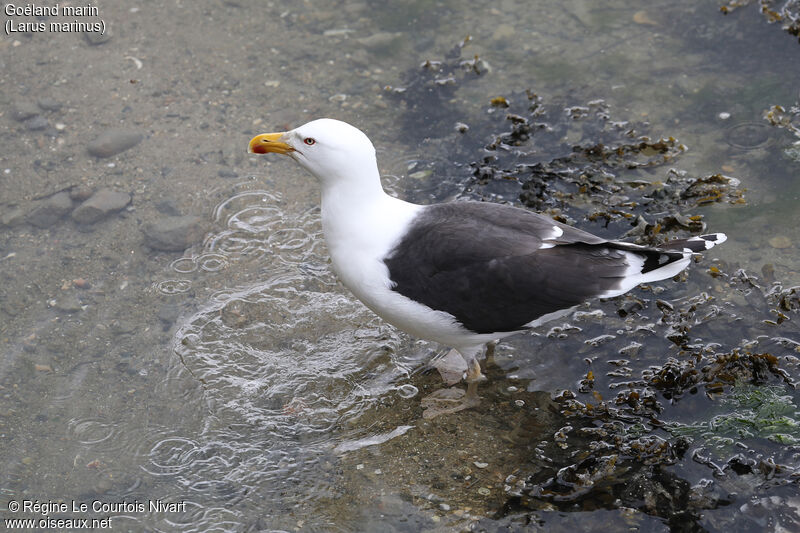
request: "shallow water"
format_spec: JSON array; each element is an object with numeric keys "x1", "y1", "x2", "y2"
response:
[{"x1": 1, "y1": 0, "x2": 799, "y2": 531}]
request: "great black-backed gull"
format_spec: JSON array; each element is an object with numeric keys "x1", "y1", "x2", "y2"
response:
[{"x1": 249, "y1": 118, "x2": 726, "y2": 417}]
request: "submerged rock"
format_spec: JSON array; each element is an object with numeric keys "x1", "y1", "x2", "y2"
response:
[
  {"x1": 71, "y1": 189, "x2": 131, "y2": 224},
  {"x1": 87, "y1": 129, "x2": 143, "y2": 158},
  {"x1": 357, "y1": 31, "x2": 403, "y2": 52},
  {"x1": 52, "y1": 293, "x2": 83, "y2": 313},
  {"x1": 12, "y1": 102, "x2": 40, "y2": 122},
  {"x1": 84, "y1": 29, "x2": 112, "y2": 45},
  {"x1": 768, "y1": 235, "x2": 792, "y2": 249},
  {"x1": 1, "y1": 206, "x2": 25, "y2": 227},
  {"x1": 25, "y1": 116, "x2": 49, "y2": 131},
  {"x1": 27, "y1": 192, "x2": 73, "y2": 228},
  {"x1": 69, "y1": 186, "x2": 95, "y2": 202},
  {"x1": 142, "y1": 215, "x2": 207, "y2": 251},
  {"x1": 37, "y1": 98, "x2": 62, "y2": 112}
]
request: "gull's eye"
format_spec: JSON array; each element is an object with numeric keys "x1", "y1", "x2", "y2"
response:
[{"x1": 303, "y1": 138, "x2": 316, "y2": 146}]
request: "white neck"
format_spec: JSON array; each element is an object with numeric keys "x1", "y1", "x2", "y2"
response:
[
  {"x1": 318, "y1": 170, "x2": 421, "y2": 294},
  {"x1": 319, "y1": 163, "x2": 386, "y2": 213},
  {"x1": 320, "y1": 172, "x2": 412, "y2": 246}
]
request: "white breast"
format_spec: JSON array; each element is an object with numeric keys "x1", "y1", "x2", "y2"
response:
[
  {"x1": 320, "y1": 194, "x2": 494, "y2": 349},
  {"x1": 321, "y1": 193, "x2": 418, "y2": 294}
]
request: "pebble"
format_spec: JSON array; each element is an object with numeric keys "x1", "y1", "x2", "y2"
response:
[
  {"x1": 492, "y1": 23, "x2": 516, "y2": 41},
  {"x1": 142, "y1": 215, "x2": 207, "y2": 251},
  {"x1": 71, "y1": 189, "x2": 131, "y2": 224},
  {"x1": 84, "y1": 29, "x2": 112, "y2": 45},
  {"x1": 37, "y1": 98, "x2": 62, "y2": 111},
  {"x1": 1, "y1": 206, "x2": 25, "y2": 227},
  {"x1": 12, "y1": 102, "x2": 39, "y2": 122},
  {"x1": 27, "y1": 192, "x2": 73, "y2": 228},
  {"x1": 323, "y1": 28, "x2": 356, "y2": 37},
  {"x1": 110, "y1": 319, "x2": 137, "y2": 336},
  {"x1": 87, "y1": 129, "x2": 143, "y2": 158},
  {"x1": 357, "y1": 32, "x2": 403, "y2": 51},
  {"x1": 769, "y1": 235, "x2": 792, "y2": 249},
  {"x1": 633, "y1": 11, "x2": 658, "y2": 25},
  {"x1": 53, "y1": 293, "x2": 83, "y2": 313},
  {"x1": 25, "y1": 116, "x2": 49, "y2": 131},
  {"x1": 69, "y1": 186, "x2": 95, "y2": 202},
  {"x1": 218, "y1": 168, "x2": 239, "y2": 179}
]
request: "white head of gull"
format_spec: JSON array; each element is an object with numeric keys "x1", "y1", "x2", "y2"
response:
[{"x1": 249, "y1": 118, "x2": 726, "y2": 418}]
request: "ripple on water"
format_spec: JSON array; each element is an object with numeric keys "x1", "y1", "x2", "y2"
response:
[
  {"x1": 169, "y1": 254, "x2": 229, "y2": 274},
  {"x1": 68, "y1": 418, "x2": 119, "y2": 447},
  {"x1": 66, "y1": 416, "x2": 185, "y2": 461},
  {"x1": 168, "y1": 272, "x2": 421, "y2": 522},
  {"x1": 196, "y1": 253, "x2": 228, "y2": 272},
  {"x1": 143, "y1": 437, "x2": 203, "y2": 476},
  {"x1": 148, "y1": 184, "x2": 427, "y2": 528},
  {"x1": 204, "y1": 189, "x2": 324, "y2": 270},
  {"x1": 170, "y1": 257, "x2": 198, "y2": 274},
  {"x1": 153, "y1": 186, "x2": 328, "y2": 302},
  {"x1": 155, "y1": 279, "x2": 192, "y2": 294},
  {"x1": 726, "y1": 121, "x2": 774, "y2": 150}
]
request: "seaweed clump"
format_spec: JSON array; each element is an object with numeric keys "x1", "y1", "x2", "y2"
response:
[
  {"x1": 382, "y1": 41, "x2": 747, "y2": 239},
  {"x1": 465, "y1": 91, "x2": 745, "y2": 243},
  {"x1": 759, "y1": 0, "x2": 800, "y2": 39},
  {"x1": 721, "y1": 0, "x2": 800, "y2": 41},
  {"x1": 765, "y1": 102, "x2": 800, "y2": 162},
  {"x1": 496, "y1": 269, "x2": 800, "y2": 531}
]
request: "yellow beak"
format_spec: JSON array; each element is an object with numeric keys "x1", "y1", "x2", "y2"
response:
[{"x1": 248, "y1": 132, "x2": 294, "y2": 155}]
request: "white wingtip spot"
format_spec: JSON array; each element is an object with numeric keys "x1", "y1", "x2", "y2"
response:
[{"x1": 687, "y1": 232, "x2": 728, "y2": 250}]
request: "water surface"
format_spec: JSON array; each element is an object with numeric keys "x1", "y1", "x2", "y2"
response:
[{"x1": 1, "y1": 1, "x2": 799, "y2": 531}]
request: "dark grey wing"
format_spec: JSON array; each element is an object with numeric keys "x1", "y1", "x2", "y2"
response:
[{"x1": 383, "y1": 202, "x2": 667, "y2": 334}]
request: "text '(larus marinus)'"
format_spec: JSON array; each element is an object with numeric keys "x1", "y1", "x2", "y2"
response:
[{"x1": 248, "y1": 118, "x2": 726, "y2": 418}]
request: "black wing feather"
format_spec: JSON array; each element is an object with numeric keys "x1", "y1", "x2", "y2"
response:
[{"x1": 384, "y1": 202, "x2": 677, "y2": 334}]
